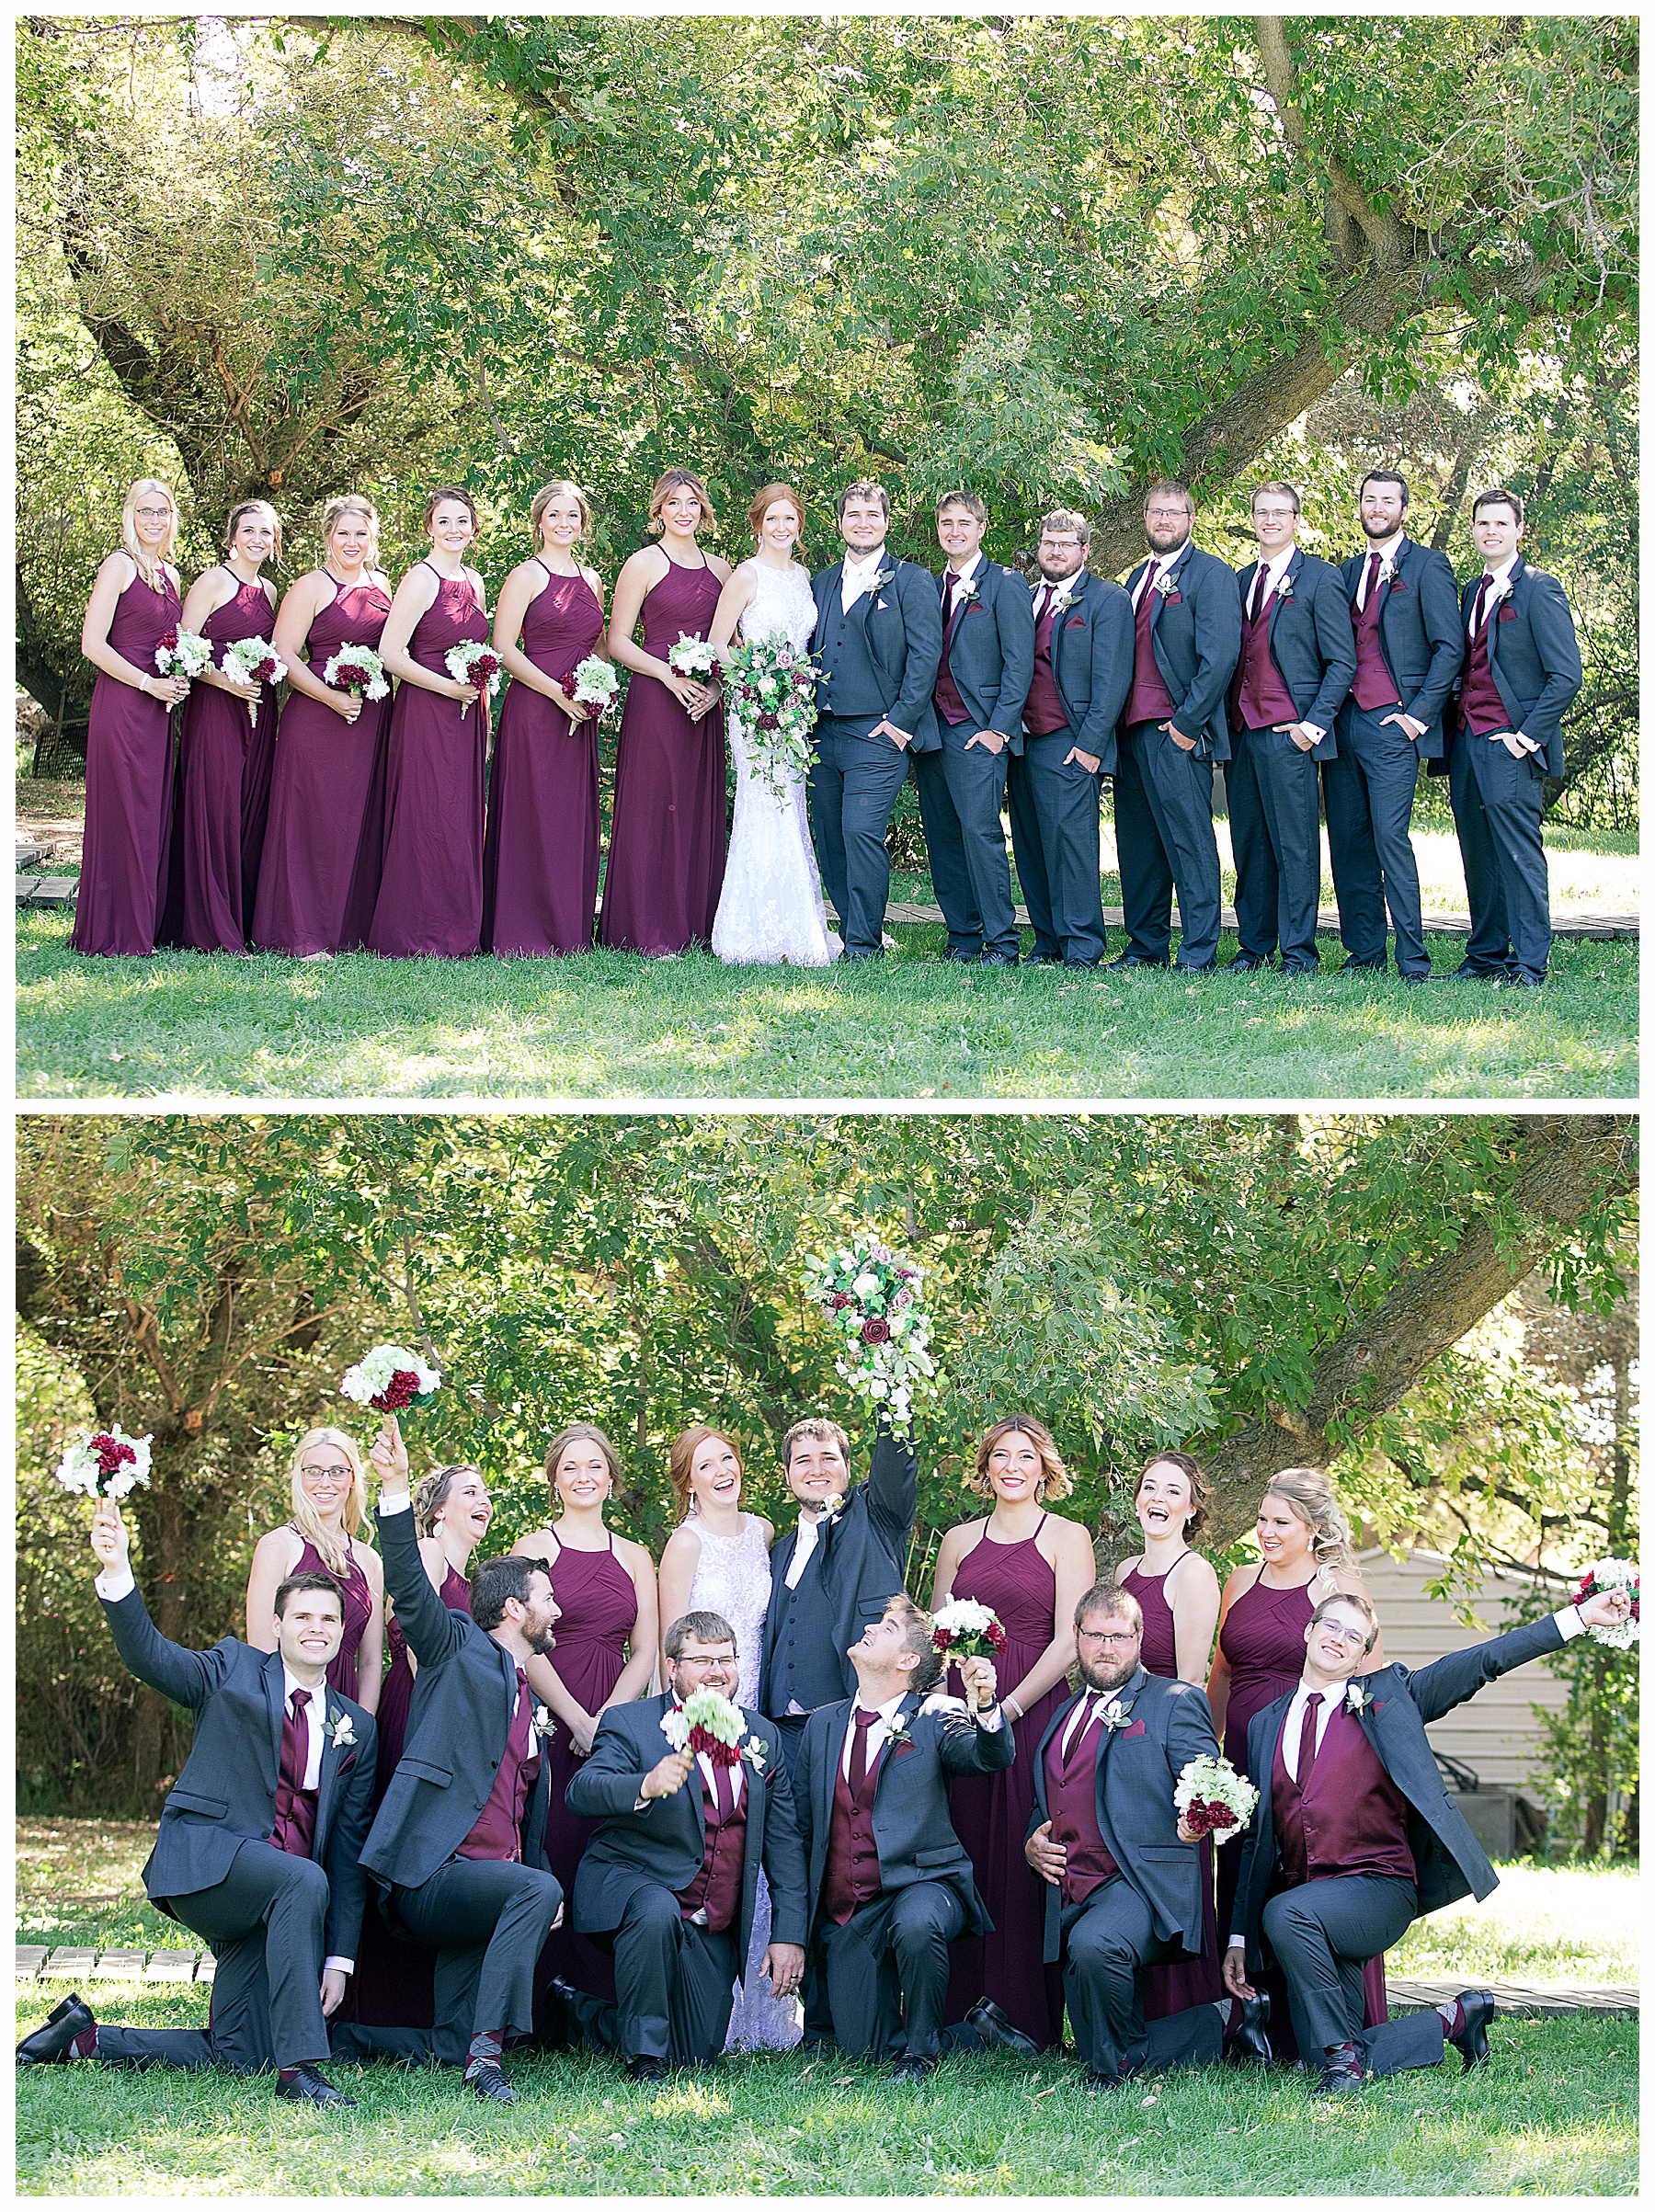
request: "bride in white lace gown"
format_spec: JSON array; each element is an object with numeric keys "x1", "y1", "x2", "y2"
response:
[
  {"x1": 707, "y1": 488, "x2": 840, "y2": 965},
  {"x1": 658, "y1": 1427, "x2": 803, "y2": 2051}
]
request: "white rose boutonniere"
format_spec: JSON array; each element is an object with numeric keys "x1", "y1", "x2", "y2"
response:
[
  {"x1": 814, "y1": 1493, "x2": 847, "y2": 1527},
  {"x1": 1099, "y1": 1696, "x2": 1134, "y2": 1731},
  {"x1": 740, "y1": 1732, "x2": 769, "y2": 1775},
  {"x1": 1273, "y1": 570, "x2": 1295, "y2": 603},
  {"x1": 884, "y1": 1711, "x2": 910, "y2": 1745},
  {"x1": 1049, "y1": 587, "x2": 1079, "y2": 616},
  {"x1": 1152, "y1": 568, "x2": 1179, "y2": 598},
  {"x1": 872, "y1": 568, "x2": 897, "y2": 595},
  {"x1": 326, "y1": 1710, "x2": 357, "y2": 1751},
  {"x1": 532, "y1": 1704, "x2": 554, "y2": 1745},
  {"x1": 1345, "y1": 1682, "x2": 1370, "y2": 1716},
  {"x1": 953, "y1": 576, "x2": 980, "y2": 606}
]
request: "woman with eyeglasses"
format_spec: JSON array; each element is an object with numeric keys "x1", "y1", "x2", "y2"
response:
[
  {"x1": 72, "y1": 479, "x2": 191, "y2": 956},
  {"x1": 244, "y1": 1426, "x2": 384, "y2": 1707}
]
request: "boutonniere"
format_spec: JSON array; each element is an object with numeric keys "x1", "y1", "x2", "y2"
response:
[
  {"x1": 884, "y1": 1711, "x2": 910, "y2": 1745},
  {"x1": 1344, "y1": 1682, "x2": 1370, "y2": 1716},
  {"x1": 953, "y1": 576, "x2": 980, "y2": 606},
  {"x1": 813, "y1": 1494, "x2": 846, "y2": 1528},
  {"x1": 1273, "y1": 570, "x2": 1295, "y2": 603},
  {"x1": 1152, "y1": 566, "x2": 1181, "y2": 598},
  {"x1": 1099, "y1": 1696, "x2": 1136, "y2": 1731},
  {"x1": 325, "y1": 1709, "x2": 357, "y2": 1750},
  {"x1": 739, "y1": 1731, "x2": 769, "y2": 1774},
  {"x1": 871, "y1": 568, "x2": 896, "y2": 595},
  {"x1": 1049, "y1": 587, "x2": 1079, "y2": 615},
  {"x1": 531, "y1": 1704, "x2": 554, "y2": 1745}
]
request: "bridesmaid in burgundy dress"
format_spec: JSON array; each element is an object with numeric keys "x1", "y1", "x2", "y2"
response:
[
  {"x1": 931, "y1": 1415, "x2": 1097, "y2": 2050},
  {"x1": 244, "y1": 1425, "x2": 384, "y2": 1708},
  {"x1": 513, "y1": 1424, "x2": 659, "y2": 2005},
  {"x1": 598, "y1": 467, "x2": 733, "y2": 953},
  {"x1": 367, "y1": 487, "x2": 491, "y2": 958},
  {"x1": 71, "y1": 479, "x2": 191, "y2": 956},
  {"x1": 483, "y1": 481, "x2": 608, "y2": 955},
  {"x1": 252, "y1": 495, "x2": 394, "y2": 956},
  {"x1": 1117, "y1": 1452, "x2": 1225, "y2": 2013},
  {"x1": 170, "y1": 500, "x2": 283, "y2": 952},
  {"x1": 1207, "y1": 1466, "x2": 1386, "y2": 2052}
]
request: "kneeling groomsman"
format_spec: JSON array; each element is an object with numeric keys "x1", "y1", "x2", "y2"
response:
[
  {"x1": 1226, "y1": 484, "x2": 1355, "y2": 975},
  {"x1": 1224, "y1": 1580, "x2": 1634, "y2": 2095},
  {"x1": 1004, "y1": 510, "x2": 1134, "y2": 968},
  {"x1": 1322, "y1": 471, "x2": 1463, "y2": 981},
  {"x1": 552, "y1": 1612, "x2": 805, "y2": 2081},
  {"x1": 17, "y1": 1497, "x2": 374, "y2": 2108},
  {"x1": 1025, "y1": 1583, "x2": 1225, "y2": 2091},
  {"x1": 1439, "y1": 487, "x2": 1583, "y2": 987},
  {"x1": 1113, "y1": 484, "x2": 1242, "y2": 971},
  {"x1": 794, "y1": 1595, "x2": 1029, "y2": 2080},
  {"x1": 911, "y1": 493, "x2": 1035, "y2": 965},
  {"x1": 336, "y1": 1419, "x2": 563, "y2": 2102}
]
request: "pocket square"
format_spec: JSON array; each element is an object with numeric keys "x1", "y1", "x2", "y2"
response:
[
  {"x1": 1121, "y1": 1720, "x2": 1147, "y2": 1739},
  {"x1": 338, "y1": 1753, "x2": 358, "y2": 1773},
  {"x1": 1064, "y1": 616, "x2": 1085, "y2": 629},
  {"x1": 1497, "y1": 606, "x2": 1517, "y2": 621},
  {"x1": 1161, "y1": 591, "x2": 1182, "y2": 606},
  {"x1": 1387, "y1": 577, "x2": 1410, "y2": 593},
  {"x1": 874, "y1": 598, "x2": 890, "y2": 610}
]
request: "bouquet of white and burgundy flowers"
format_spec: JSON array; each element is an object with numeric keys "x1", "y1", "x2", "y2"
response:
[
  {"x1": 723, "y1": 633, "x2": 821, "y2": 801},
  {"x1": 1574, "y1": 1558, "x2": 1639, "y2": 1649},
  {"x1": 445, "y1": 640, "x2": 503, "y2": 718},
  {"x1": 220, "y1": 636, "x2": 289, "y2": 727},
  {"x1": 55, "y1": 1424, "x2": 154, "y2": 1501},
  {"x1": 930, "y1": 1599, "x2": 1008, "y2": 1662},
  {"x1": 570, "y1": 655, "x2": 620, "y2": 716},
  {"x1": 339, "y1": 1344, "x2": 442, "y2": 1417},
  {"x1": 154, "y1": 628, "x2": 213, "y2": 679},
  {"x1": 662, "y1": 1686, "x2": 743, "y2": 1768},
  {"x1": 322, "y1": 644, "x2": 390, "y2": 701},
  {"x1": 667, "y1": 632, "x2": 719, "y2": 683},
  {"x1": 1174, "y1": 1755, "x2": 1261, "y2": 1844},
  {"x1": 802, "y1": 1235, "x2": 939, "y2": 1442}
]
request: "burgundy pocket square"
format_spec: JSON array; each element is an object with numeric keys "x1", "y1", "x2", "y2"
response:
[
  {"x1": 1497, "y1": 606, "x2": 1517, "y2": 621},
  {"x1": 1064, "y1": 617, "x2": 1085, "y2": 630},
  {"x1": 1161, "y1": 591, "x2": 1182, "y2": 605},
  {"x1": 1121, "y1": 1720, "x2": 1147, "y2": 1739},
  {"x1": 338, "y1": 1754, "x2": 358, "y2": 1773},
  {"x1": 1388, "y1": 578, "x2": 1409, "y2": 593}
]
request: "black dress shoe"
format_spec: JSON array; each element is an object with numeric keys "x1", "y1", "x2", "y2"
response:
[
  {"x1": 976, "y1": 950, "x2": 1020, "y2": 966},
  {"x1": 963, "y1": 1997, "x2": 1043, "y2": 2056},
  {"x1": 535, "y1": 1976, "x2": 579, "y2": 2049},
  {"x1": 1449, "y1": 962, "x2": 1503, "y2": 981},
  {"x1": 1105, "y1": 952, "x2": 1169, "y2": 970},
  {"x1": 936, "y1": 945, "x2": 979, "y2": 963},
  {"x1": 841, "y1": 947, "x2": 885, "y2": 964},
  {"x1": 1083, "y1": 2066, "x2": 1129, "y2": 2092},
  {"x1": 463, "y1": 2060, "x2": 516, "y2": 2103},
  {"x1": 1060, "y1": 955, "x2": 1101, "y2": 970},
  {"x1": 1445, "y1": 1989, "x2": 1496, "y2": 2071},
  {"x1": 1339, "y1": 956, "x2": 1387, "y2": 975},
  {"x1": 1494, "y1": 971, "x2": 1544, "y2": 989},
  {"x1": 1398, "y1": 971, "x2": 1436, "y2": 986},
  {"x1": 1223, "y1": 1990, "x2": 1273, "y2": 2066},
  {"x1": 889, "y1": 2053, "x2": 938, "y2": 2083},
  {"x1": 1227, "y1": 952, "x2": 1272, "y2": 972},
  {"x1": 1025, "y1": 951, "x2": 1064, "y2": 966},
  {"x1": 1313, "y1": 2043, "x2": 1365, "y2": 2096},
  {"x1": 625, "y1": 2054, "x2": 668, "y2": 2084},
  {"x1": 277, "y1": 2063, "x2": 358, "y2": 2108},
  {"x1": 17, "y1": 1992, "x2": 95, "y2": 2065}
]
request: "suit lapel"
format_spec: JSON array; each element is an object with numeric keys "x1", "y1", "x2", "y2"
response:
[
  {"x1": 263, "y1": 1652, "x2": 286, "y2": 1787},
  {"x1": 871, "y1": 1692, "x2": 919, "y2": 1796},
  {"x1": 1266, "y1": 548, "x2": 1303, "y2": 649},
  {"x1": 1033, "y1": 1688, "x2": 1080, "y2": 1815},
  {"x1": 1149, "y1": 546, "x2": 1192, "y2": 633},
  {"x1": 819, "y1": 1702, "x2": 853, "y2": 1838},
  {"x1": 314, "y1": 1693, "x2": 340, "y2": 1837}
]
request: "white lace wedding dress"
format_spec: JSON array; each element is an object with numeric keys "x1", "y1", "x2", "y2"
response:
[
  {"x1": 711, "y1": 561, "x2": 841, "y2": 966},
  {"x1": 685, "y1": 1509, "x2": 804, "y2": 2051}
]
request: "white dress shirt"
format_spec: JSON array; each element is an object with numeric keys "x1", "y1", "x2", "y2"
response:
[
  {"x1": 1469, "y1": 552, "x2": 1523, "y2": 633},
  {"x1": 1354, "y1": 530, "x2": 1408, "y2": 610},
  {"x1": 784, "y1": 1509, "x2": 826, "y2": 1591},
  {"x1": 942, "y1": 550, "x2": 985, "y2": 612},
  {"x1": 1132, "y1": 542, "x2": 1191, "y2": 610},
  {"x1": 840, "y1": 545, "x2": 889, "y2": 614}
]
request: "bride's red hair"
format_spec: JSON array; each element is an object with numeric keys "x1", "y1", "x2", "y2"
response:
[{"x1": 748, "y1": 482, "x2": 806, "y2": 556}]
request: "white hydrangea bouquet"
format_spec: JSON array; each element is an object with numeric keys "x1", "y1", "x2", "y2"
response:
[
  {"x1": 55, "y1": 1424, "x2": 154, "y2": 1501},
  {"x1": 339, "y1": 1344, "x2": 442, "y2": 1417},
  {"x1": 322, "y1": 644, "x2": 390, "y2": 701},
  {"x1": 667, "y1": 632, "x2": 719, "y2": 682},
  {"x1": 1573, "y1": 1558, "x2": 1639, "y2": 1649},
  {"x1": 571, "y1": 655, "x2": 620, "y2": 714},
  {"x1": 662, "y1": 1686, "x2": 744, "y2": 1769},
  {"x1": 1174, "y1": 1755, "x2": 1261, "y2": 1844},
  {"x1": 802, "y1": 1235, "x2": 939, "y2": 1442}
]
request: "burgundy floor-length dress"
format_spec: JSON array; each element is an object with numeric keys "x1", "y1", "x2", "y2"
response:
[
  {"x1": 251, "y1": 578, "x2": 394, "y2": 954},
  {"x1": 942, "y1": 1518, "x2": 1067, "y2": 2050},
  {"x1": 531, "y1": 1535, "x2": 639, "y2": 2006},
  {"x1": 71, "y1": 568, "x2": 183, "y2": 956},
  {"x1": 288, "y1": 1532, "x2": 374, "y2": 1705},
  {"x1": 483, "y1": 564, "x2": 607, "y2": 956},
  {"x1": 1122, "y1": 1562, "x2": 1224, "y2": 2013},
  {"x1": 367, "y1": 566, "x2": 489, "y2": 958},
  {"x1": 597, "y1": 558, "x2": 726, "y2": 953},
  {"x1": 346, "y1": 1559, "x2": 473, "y2": 2033},
  {"x1": 1216, "y1": 1572, "x2": 1387, "y2": 2054},
  {"x1": 170, "y1": 577, "x2": 280, "y2": 952}
]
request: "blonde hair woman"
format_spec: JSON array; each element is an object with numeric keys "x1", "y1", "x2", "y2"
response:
[
  {"x1": 245, "y1": 1426, "x2": 384, "y2": 1708},
  {"x1": 71, "y1": 479, "x2": 190, "y2": 956}
]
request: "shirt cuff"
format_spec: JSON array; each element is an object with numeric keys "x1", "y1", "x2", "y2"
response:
[
  {"x1": 1515, "y1": 731, "x2": 1540, "y2": 753},
  {"x1": 1300, "y1": 722, "x2": 1326, "y2": 742},
  {"x1": 976, "y1": 1703, "x2": 1005, "y2": 1733},
  {"x1": 1555, "y1": 1604, "x2": 1588, "y2": 1642},
  {"x1": 324, "y1": 1955, "x2": 354, "y2": 1977},
  {"x1": 377, "y1": 1493, "x2": 413, "y2": 1518},
  {"x1": 96, "y1": 1567, "x2": 137, "y2": 1602},
  {"x1": 1227, "y1": 1933, "x2": 1246, "y2": 1951}
]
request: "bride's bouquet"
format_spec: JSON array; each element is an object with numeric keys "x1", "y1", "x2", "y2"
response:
[
  {"x1": 445, "y1": 640, "x2": 502, "y2": 719},
  {"x1": 930, "y1": 1600, "x2": 1008, "y2": 1661},
  {"x1": 662, "y1": 1686, "x2": 743, "y2": 1768},
  {"x1": 803, "y1": 1234, "x2": 940, "y2": 1442},
  {"x1": 1173, "y1": 1755, "x2": 1260, "y2": 1843},
  {"x1": 55, "y1": 1424, "x2": 154, "y2": 1501},
  {"x1": 340, "y1": 1343, "x2": 442, "y2": 1416},
  {"x1": 1573, "y1": 1558, "x2": 1639, "y2": 1648},
  {"x1": 724, "y1": 633, "x2": 820, "y2": 801},
  {"x1": 220, "y1": 636, "x2": 289, "y2": 727}
]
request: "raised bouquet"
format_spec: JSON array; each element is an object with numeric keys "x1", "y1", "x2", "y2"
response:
[
  {"x1": 339, "y1": 1343, "x2": 442, "y2": 1416},
  {"x1": 930, "y1": 1599, "x2": 1008, "y2": 1661},
  {"x1": 667, "y1": 632, "x2": 719, "y2": 683},
  {"x1": 322, "y1": 644, "x2": 390, "y2": 701},
  {"x1": 724, "y1": 632, "x2": 820, "y2": 800},
  {"x1": 570, "y1": 655, "x2": 620, "y2": 716},
  {"x1": 55, "y1": 1424, "x2": 154, "y2": 1501},
  {"x1": 154, "y1": 628, "x2": 213, "y2": 679},
  {"x1": 445, "y1": 640, "x2": 503, "y2": 718},
  {"x1": 1174, "y1": 1755, "x2": 1260, "y2": 1844},
  {"x1": 220, "y1": 636, "x2": 289, "y2": 727},
  {"x1": 1574, "y1": 1558, "x2": 1639, "y2": 1649},
  {"x1": 803, "y1": 1235, "x2": 939, "y2": 1442},
  {"x1": 662, "y1": 1686, "x2": 743, "y2": 1768}
]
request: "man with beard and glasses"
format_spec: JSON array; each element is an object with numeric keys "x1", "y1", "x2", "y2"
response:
[{"x1": 1025, "y1": 1583, "x2": 1229, "y2": 2091}]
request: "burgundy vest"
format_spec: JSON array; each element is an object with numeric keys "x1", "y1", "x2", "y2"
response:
[
  {"x1": 457, "y1": 1670, "x2": 541, "y2": 1862},
  {"x1": 1271, "y1": 1702, "x2": 1417, "y2": 1887},
  {"x1": 1350, "y1": 556, "x2": 1403, "y2": 711},
  {"x1": 1043, "y1": 1705, "x2": 1120, "y2": 1909},
  {"x1": 271, "y1": 1691, "x2": 318, "y2": 1860},
  {"x1": 1123, "y1": 576, "x2": 1176, "y2": 728},
  {"x1": 1023, "y1": 593, "x2": 1069, "y2": 737},
  {"x1": 933, "y1": 578, "x2": 972, "y2": 726},
  {"x1": 1232, "y1": 576, "x2": 1298, "y2": 730},
  {"x1": 677, "y1": 1763, "x2": 748, "y2": 1933},
  {"x1": 820, "y1": 1735, "x2": 884, "y2": 1925},
  {"x1": 1458, "y1": 587, "x2": 1509, "y2": 734}
]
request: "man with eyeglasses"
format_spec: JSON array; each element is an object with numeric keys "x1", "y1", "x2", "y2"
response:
[
  {"x1": 1224, "y1": 1579, "x2": 1634, "y2": 2097},
  {"x1": 1024, "y1": 1583, "x2": 1227, "y2": 2091},
  {"x1": 1112, "y1": 484, "x2": 1242, "y2": 972}
]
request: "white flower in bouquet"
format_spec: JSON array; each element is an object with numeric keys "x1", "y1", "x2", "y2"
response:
[
  {"x1": 444, "y1": 640, "x2": 503, "y2": 719},
  {"x1": 220, "y1": 636, "x2": 289, "y2": 727},
  {"x1": 571, "y1": 656, "x2": 620, "y2": 711},
  {"x1": 55, "y1": 1424, "x2": 154, "y2": 1501},
  {"x1": 1573, "y1": 1557, "x2": 1639, "y2": 1649},
  {"x1": 154, "y1": 628, "x2": 213, "y2": 678},
  {"x1": 322, "y1": 644, "x2": 390, "y2": 701},
  {"x1": 930, "y1": 1599, "x2": 1008, "y2": 1661},
  {"x1": 1174, "y1": 1755, "x2": 1261, "y2": 1843},
  {"x1": 662, "y1": 1687, "x2": 744, "y2": 1766},
  {"x1": 339, "y1": 1344, "x2": 442, "y2": 1415},
  {"x1": 667, "y1": 633, "x2": 719, "y2": 680}
]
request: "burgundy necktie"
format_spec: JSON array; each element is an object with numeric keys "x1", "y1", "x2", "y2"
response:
[
  {"x1": 849, "y1": 1706, "x2": 880, "y2": 1796},
  {"x1": 1467, "y1": 576, "x2": 1491, "y2": 638},
  {"x1": 1063, "y1": 1693, "x2": 1104, "y2": 1779},
  {"x1": 1363, "y1": 551, "x2": 1382, "y2": 611},
  {"x1": 1296, "y1": 1691, "x2": 1324, "y2": 1783},
  {"x1": 274, "y1": 1688, "x2": 314, "y2": 1857},
  {"x1": 1250, "y1": 566, "x2": 1269, "y2": 624},
  {"x1": 712, "y1": 1754, "x2": 736, "y2": 1824}
]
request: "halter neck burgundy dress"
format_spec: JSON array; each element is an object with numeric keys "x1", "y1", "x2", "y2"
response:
[
  {"x1": 482, "y1": 563, "x2": 607, "y2": 955},
  {"x1": 168, "y1": 574, "x2": 280, "y2": 952},
  {"x1": 71, "y1": 564, "x2": 183, "y2": 956},
  {"x1": 597, "y1": 556, "x2": 727, "y2": 953},
  {"x1": 252, "y1": 575, "x2": 394, "y2": 954},
  {"x1": 285, "y1": 1530, "x2": 374, "y2": 1703},
  {"x1": 942, "y1": 1514, "x2": 1067, "y2": 2049},
  {"x1": 367, "y1": 564, "x2": 488, "y2": 957}
]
